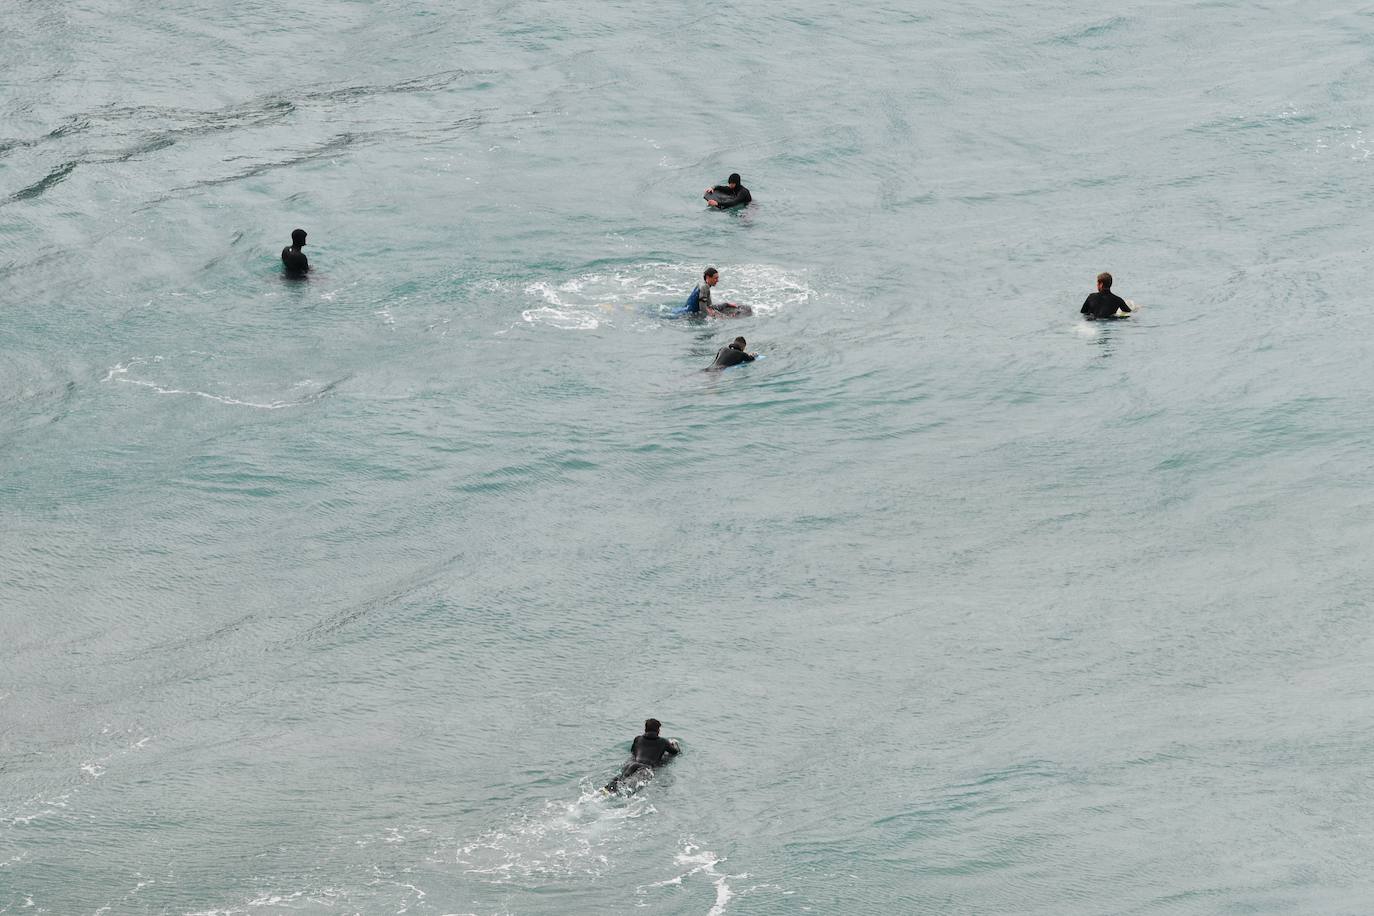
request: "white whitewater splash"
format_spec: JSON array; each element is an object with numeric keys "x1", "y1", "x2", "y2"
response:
[
  {"x1": 641, "y1": 842, "x2": 749, "y2": 916},
  {"x1": 456, "y1": 787, "x2": 654, "y2": 881},
  {"x1": 518, "y1": 262, "x2": 815, "y2": 330}
]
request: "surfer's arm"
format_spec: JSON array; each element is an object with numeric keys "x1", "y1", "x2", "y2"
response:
[{"x1": 666, "y1": 739, "x2": 681, "y2": 756}]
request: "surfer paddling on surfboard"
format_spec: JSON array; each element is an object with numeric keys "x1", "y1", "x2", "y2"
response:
[
  {"x1": 603, "y1": 718, "x2": 681, "y2": 795},
  {"x1": 1080, "y1": 271, "x2": 1133, "y2": 319},
  {"x1": 708, "y1": 336, "x2": 757, "y2": 369}
]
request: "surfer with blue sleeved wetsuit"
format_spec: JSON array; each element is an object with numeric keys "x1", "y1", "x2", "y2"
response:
[
  {"x1": 673, "y1": 267, "x2": 752, "y2": 318},
  {"x1": 604, "y1": 718, "x2": 681, "y2": 793},
  {"x1": 674, "y1": 267, "x2": 723, "y2": 317},
  {"x1": 1080, "y1": 271, "x2": 1131, "y2": 319}
]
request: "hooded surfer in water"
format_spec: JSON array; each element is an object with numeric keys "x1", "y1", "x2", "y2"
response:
[
  {"x1": 704, "y1": 173, "x2": 752, "y2": 209},
  {"x1": 281, "y1": 228, "x2": 309, "y2": 275}
]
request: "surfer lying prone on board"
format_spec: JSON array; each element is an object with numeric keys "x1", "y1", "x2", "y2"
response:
[
  {"x1": 1080, "y1": 271, "x2": 1132, "y2": 319},
  {"x1": 708, "y1": 336, "x2": 757, "y2": 369},
  {"x1": 603, "y1": 718, "x2": 681, "y2": 794}
]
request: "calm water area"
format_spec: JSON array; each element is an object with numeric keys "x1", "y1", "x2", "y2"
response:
[{"x1": 3, "y1": 1, "x2": 1374, "y2": 913}]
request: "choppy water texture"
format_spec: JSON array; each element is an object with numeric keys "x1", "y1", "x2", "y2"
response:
[{"x1": 4, "y1": 1, "x2": 1374, "y2": 913}]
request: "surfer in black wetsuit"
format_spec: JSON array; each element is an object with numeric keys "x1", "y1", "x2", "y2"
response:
[
  {"x1": 281, "y1": 228, "x2": 309, "y2": 275},
  {"x1": 604, "y1": 718, "x2": 681, "y2": 794},
  {"x1": 709, "y1": 336, "x2": 757, "y2": 369},
  {"x1": 704, "y1": 173, "x2": 752, "y2": 210},
  {"x1": 1080, "y1": 271, "x2": 1131, "y2": 319}
]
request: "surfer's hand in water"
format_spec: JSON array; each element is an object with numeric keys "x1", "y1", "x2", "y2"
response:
[{"x1": 707, "y1": 199, "x2": 719, "y2": 207}]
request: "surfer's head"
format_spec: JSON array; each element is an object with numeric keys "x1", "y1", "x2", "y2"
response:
[
  {"x1": 1097, "y1": 271, "x2": 1112, "y2": 290},
  {"x1": 727, "y1": 173, "x2": 741, "y2": 188},
  {"x1": 291, "y1": 228, "x2": 307, "y2": 247},
  {"x1": 703, "y1": 267, "x2": 718, "y2": 286},
  {"x1": 730, "y1": 337, "x2": 746, "y2": 350},
  {"x1": 644, "y1": 718, "x2": 662, "y2": 736}
]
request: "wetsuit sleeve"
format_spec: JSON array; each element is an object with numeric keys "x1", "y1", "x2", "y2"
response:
[
  {"x1": 1080, "y1": 295, "x2": 1093, "y2": 315},
  {"x1": 712, "y1": 186, "x2": 750, "y2": 209},
  {"x1": 665, "y1": 739, "x2": 681, "y2": 757},
  {"x1": 1117, "y1": 297, "x2": 1131, "y2": 313},
  {"x1": 741, "y1": 352, "x2": 755, "y2": 362}
]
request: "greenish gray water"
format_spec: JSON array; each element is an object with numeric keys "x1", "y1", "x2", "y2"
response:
[{"x1": 4, "y1": 1, "x2": 1374, "y2": 913}]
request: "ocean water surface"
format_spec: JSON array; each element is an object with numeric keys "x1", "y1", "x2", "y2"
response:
[{"x1": 4, "y1": 1, "x2": 1374, "y2": 913}]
